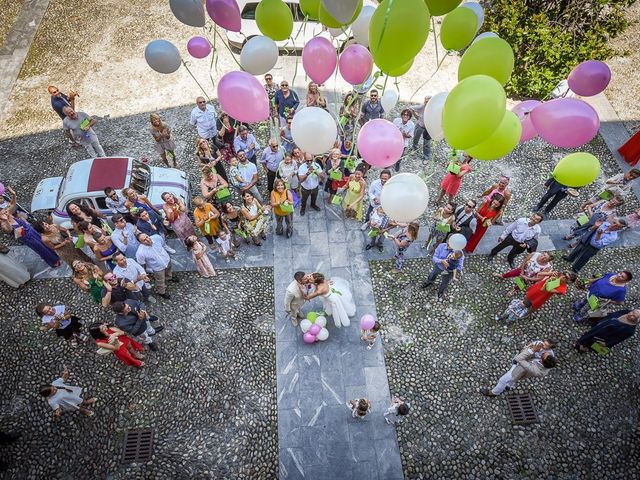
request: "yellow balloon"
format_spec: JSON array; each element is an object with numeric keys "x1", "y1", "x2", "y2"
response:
[
  {"x1": 466, "y1": 111, "x2": 521, "y2": 160},
  {"x1": 552, "y1": 152, "x2": 601, "y2": 187}
]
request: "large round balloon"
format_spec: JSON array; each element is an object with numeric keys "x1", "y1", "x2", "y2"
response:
[
  {"x1": 357, "y1": 119, "x2": 405, "y2": 168},
  {"x1": 440, "y1": 7, "x2": 477, "y2": 51},
  {"x1": 466, "y1": 111, "x2": 521, "y2": 160},
  {"x1": 291, "y1": 107, "x2": 338, "y2": 154},
  {"x1": 321, "y1": 0, "x2": 362, "y2": 25},
  {"x1": 256, "y1": 0, "x2": 294, "y2": 41},
  {"x1": 145, "y1": 40, "x2": 182, "y2": 74},
  {"x1": 319, "y1": 0, "x2": 362, "y2": 28},
  {"x1": 300, "y1": 0, "x2": 320, "y2": 20},
  {"x1": 458, "y1": 37, "x2": 514, "y2": 86},
  {"x1": 369, "y1": 0, "x2": 430, "y2": 74},
  {"x1": 240, "y1": 36, "x2": 279, "y2": 75},
  {"x1": 472, "y1": 31, "x2": 498, "y2": 44},
  {"x1": 448, "y1": 233, "x2": 467, "y2": 251},
  {"x1": 339, "y1": 44, "x2": 373, "y2": 85},
  {"x1": 381, "y1": 173, "x2": 430, "y2": 222},
  {"x1": 442, "y1": 75, "x2": 507, "y2": 150},
  {"x1": 424, "y1": 0, "x2": 462, "y2": 16},
  {"x1": 567, "y1": 60, "x2": 612, "y2": 97},
  {"x1": 351, "y1": 5, "x2": 376, "y2": 47},
  {"x1": 460, "y1": 1, "x2": 484, "y2": 31},
  {"x1": 170, "y1": 0, "x2": 206, "y2": 27},
  {"x1": 424, "y1": 92, "x2": 449, "y2": 141},
  {"x1": 530, "y1": 98, "x2": 600, "y2": 149},
  {"x1": 205, "y1": 0, "x2": 241, "y2": 32},
  {"x1": 512, "y1": 100, "x2": 541, "y2": 142},
  {"x1": 380, "y1": 89, "x2": 399, "y2": 112},
  {"x1": 387, "y1": 59, "x2": 414, "y2": 77},
  {"x1": 217, "y1": 71, "x2": 270, "y2": 123},
  {"x1": 187, "y1": 36, "x2": 211, "y2": 59},
  {"x1": 302, "y1": 37, "x2": 337, "y2": 85},
  {"x1": 553, "y1": 152, "x2": 601, "y2": 188}
]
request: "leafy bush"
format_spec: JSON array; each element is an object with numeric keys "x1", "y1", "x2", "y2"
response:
[{"x1": 482, "y1": 0, "x2": 636, "y2": 98}]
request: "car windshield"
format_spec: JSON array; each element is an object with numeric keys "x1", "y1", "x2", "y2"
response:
[
  {"x1": 130, "y1": 160, "x2": 151, "y2": 195},
  {"x1": 56, "y1": 174, "x2": 68, "y2": 206}
]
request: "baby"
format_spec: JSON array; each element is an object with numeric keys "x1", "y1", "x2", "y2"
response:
[
  {"x1": 496, "y1": 298, "x2": 532, "y2": 327},
  {"x1": 216, "y1": 230, "x2": 235, "y2": 261}
]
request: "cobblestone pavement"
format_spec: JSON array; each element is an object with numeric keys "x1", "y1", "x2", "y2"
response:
[
  {"x1": 370, "y1": 248, "x2": 640, "y2": 479},
  {"x1": 0, "y1": 268, "x2": 277, "y2": 479}
]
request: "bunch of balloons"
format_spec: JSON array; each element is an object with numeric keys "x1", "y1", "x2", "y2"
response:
[{"x1": 300, "y1": 312, "x2": 329, "y2": 344}]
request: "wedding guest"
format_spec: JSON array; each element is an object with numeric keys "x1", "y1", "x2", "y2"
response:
[
  {"x1": 339, "y1": 92, "x2": 360, "y2": 141},
  {"x1": 113, "y1": 300, "x2": 163, "y2": 351},
  {"x1": 280, "y1": 117, "x2": 295, "y2": 155},
  {"x1": 71, "y1": 260, "x2": 103, "y2": 301},
  {"x1": 360, "y1": 89, "x2": 384, "y2": 124},
  {"x1": 233, "y1": 151, "x2": 263, "y2": 202},
  {"x1": 110, "y1": 214, "x2": 140, "y2": 258},
  {"x1": 306, "y1": 82, "x2": 326, "y2": 108},
  {"x1": 193, "y1": 196, "x2": 221, "y2": 245},
  {"x1": 112, "y1": 252, "x2": 152, "y2": 303},
  {"x1": 575, "y1": 309, "x2": 640, "y2": 354},
  {"x1": 464, "y1": 194, "x2": 504, "y2": 253},
  {"x1": 162, "y1": 192, "x2": 196, "y2": 243},
  {"x1": 185, "y1": 235, "x2": 216, "y2": 278},
  {"x1": 422, "y1": 202, "x2": 455, "y2": 253},
  {"x1": 270, "y1": 179, "x2": 294, "y2": 238},
  {"x1": 36, "y1": 303, "x2": 86, "y2": 346},
  {"x1": 534, "y1": 177, "x2": 572, "y2": 216},
  {"x1": 435, "y1": 154, "x2": 473, "y2": 206},
  {"x1": 364, "y1": 170, "x2": 391, "y2": 223},
  {"x1": 450, "y1": 199, "x2": 477, "y2": 240},
  {"x1": 66, "y1": 201, "x2": 105, "y2": 229},
  {"x1": 324, "y1": 148, "x2": 347, "y2": 205},
  {"x1": 563, "y1": 219, "x2": 626, "y2": 273},
  {"x1": 487, "y1": 213, "x2": 543, "y2": 268},
  {"x1": 196, "y1": 137, "x2": 229, "y2": 182},
  {"x1": 122, "y1": 188, "x2": 162, "y2": 220},
  {"x1": 383, "y1": 396, "x2": 410, "y2": 425},
  {"x1": 494, "y1": 252, "x2": 554, "y2": 294},
  {"x1": 421, "y1": 242, "x2": 465, "y2": 298},
  {"x1": 264, "y1": 74, "x2": 278, "y2": 127},
  {"x1": 216, "y1": 230, "x2": 235, "y2": 260},
  {"x1": 479, "y1": 176, "x2": 512, "y2": 224},
  {"x1": 274, "y1": 79, "x2": 299, "y2": 126},
  {"x1": 190, "y1": 97, "x2": 217, "y2": 140},
  {"x1": 342, "y1": 166, "x2": 367, "y2": 221},
  {"x1": 33, "y1": 220, "x2": 91, "y2": 266},
  {"x1": 410, "y1": 96, "x2": 432, "y2": 161},
  {"x1": 104, "y1": 187, "x2": 134, "y2": 222},
  {"x1": 361, "y1": 321, "x2": 381, "y2": 350},
  {"x1": 277, "y1": 154, "x2": 299, "y2": 194},
  {"x1": 150, "y1": 113, "x2": 177, "y2": 167},
  {"x1": 392, "y1": 109, "x2": 415, "y2": 172},
  {"x1": 89, "y1": 322, "x2": 145, "y2": 367},
  {"x1": 62, "y1": 106, "x2": 105, "y2": 157},
  {"x1": 571, "y1": 271, "x2": 631, "y2": 323},
  {"x1": 221, "y1": 202, "x2": 247, "y2": 246},
  {"x1": 39, "y1": 367, "x2": 96, "y2": 417},
  {"x1": 241, "y1": 192, "x2": 269, "y2": 246},
  {"x1": 233, "y1": 126, "x2": 260, "y2": 165},
  {"x1": 525, "y1": 271, "x2": 577, "y2": 313},
  {"x1": 366, "y1": 206, "x2": 392, "y2": 252},
  {"x1": 216, "y1": 112, "x2": 239, "y2": 163},
  {"x1": 261, "y1": 139, "x2": 286, "y2": 192},
  {"x1": 92, "y1": 232, "x2": 120, "y2": 271},
  {"x1": 135, "y1": 233, "x2": 176, "y2": 300},
  {"x1": 391, "y1": 222, "x2": 419, "y2": 273},
  {"x1": 298, "y1": 153, "x2": 325, "y2": 216}
]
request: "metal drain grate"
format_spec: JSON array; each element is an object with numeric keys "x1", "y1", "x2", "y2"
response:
[
  {"x1": 506, "y1": 393, "x2": 539, "y2": 425},
  {"x1": 122, "y1": 428, "x2": 154, "y2": 463}
]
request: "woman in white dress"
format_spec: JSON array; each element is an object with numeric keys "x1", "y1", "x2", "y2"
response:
[{"x1": 306, "y1": 273, "x2": 356, "y2": 328}]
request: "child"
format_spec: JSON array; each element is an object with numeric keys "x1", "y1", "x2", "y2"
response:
[
  {"x1": 36, "y1": 303, "x2": 87, "y2": 346},
  {"x1": 228, "y1": 157, "x2": 245, "y2": 190},
  {"x1": 39, "y1": 366, "x2": 96, "y2": 417},
  {"x1": 216, "y1": 230, "x2": 235, "y2": 261},
  {"x1": 384, "y1": 396, "x2": 410, "y2": 425},
  {"x1": 185, "y1": 235, "x2": 216, "y2": 278},
  {"x1": 526, "y1": 338, "x2": 557, "y2": 359},
  {"x1": 348, "y1": 398, "x2": 371, "y2": 420},
  {"x1": 361, "y1": 321, "x2": 381, "y2": 350},
  {"x1": 495, "y1": 298, "x2": 532, "y2": 327},
  {"x1": 366, "y1": 207, "x2": 392, "y2": 252}
]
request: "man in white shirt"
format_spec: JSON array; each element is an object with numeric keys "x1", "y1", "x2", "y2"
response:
[
  {"x1": 233, "y1": 126, "x2": 260, "y2": 164},
  {"x1": 236, "y1": 151, "x2": 263, "y2": 202},
  {"x1": 104, "y1": 187, "x2": 132, "y2": 220},
  {"x1": 135, "y1": 233, "x2": 177, "y2": 299},
  {"x1": 112, "y1": 252, "x2": 153, "y2": 303},
  {"x1": 190, "y1": 97, "x2": 217, "y2": 140},
  {"x1": 297, "y1": 153, "x2": 325, "y2": 216},
  {"x1": 488, "y1": 213, "x2": 543, "y2": 267},
  {"x1": 110, "y1": 214, "x2": 140, "y2": 258},
  {"x1": 392, "y1": 109, "x2": 415, "y2": 172},
  {"x1": 363, "y1": 169, "x2": 391, "y2": 224}
]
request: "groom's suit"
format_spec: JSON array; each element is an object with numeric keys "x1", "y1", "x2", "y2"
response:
[{"x1": 284, "y1": 281, "x2": 307, "y2": 324}]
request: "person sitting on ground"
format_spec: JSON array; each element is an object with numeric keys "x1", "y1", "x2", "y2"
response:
[
  {"x1": 575, "y1": 309, "x2": 640, "y2": 354},
  {"x1": 39, "y1": 367, "x2": 96, "y2": 417},
  {"x1": 571, "y1": 271, "x2": 631, "y2": 323},
  {"x1": 88, "y1": 322, "x2": 145, "y2": 367},
  {"x1": 36, "y1": 302, "x2": 87, "y2": 347}
]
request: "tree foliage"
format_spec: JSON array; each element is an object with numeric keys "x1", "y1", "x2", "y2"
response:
[{"x1": 482, "y1": 0, "x2": 636, "y2": 98}]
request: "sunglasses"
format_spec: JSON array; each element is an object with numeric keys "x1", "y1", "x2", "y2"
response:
[
  {"x1": 265, "y1": 77, "x2": 273, "y2": 81},
  {"x1": 51, "y1": 90, "x2": 59, "y2": 94},
  {"x1": 281, "y1": 84, "x2": 288, "y2": 87},
  {"x1": 197, "y1": 101, "x2": 206, "y2": 104}
]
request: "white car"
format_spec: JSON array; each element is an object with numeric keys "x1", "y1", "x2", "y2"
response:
[
  {"x1": 31, "y1": 157, "x2": 190, "y2": 226},
  {"x1": 227, "y1": 0, "x2": 376, "y2": 51}
]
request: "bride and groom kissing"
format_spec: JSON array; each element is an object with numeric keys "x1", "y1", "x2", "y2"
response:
[{"x1": 284, "y1": 271, "x2": 356, "y2": 329}]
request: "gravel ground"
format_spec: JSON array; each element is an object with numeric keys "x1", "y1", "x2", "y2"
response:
[
  {"x1": 370, "y1": 248, "x2": 640, "y2": 479},
  {"x1": 0, "y1": 268, "x2": 277, "y2": 479}
]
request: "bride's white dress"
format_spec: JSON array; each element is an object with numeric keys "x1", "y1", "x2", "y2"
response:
[{"x1": 319, "y1": 277, "x2": 356, "y2": 328}]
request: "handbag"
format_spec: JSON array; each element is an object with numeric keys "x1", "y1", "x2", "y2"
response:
[
  {"x1": 344, "y1": 157, "x2": 357, "y2": 172},
  {"x1": 544, "y1": 277, "x2": 561, "y2": 292},
  {"x1": 368, "y1": 228, "x2": 380, "y2": 237},
  {"x1": 234, "y1": 228, "x2": 248, "y2": 239},
  {"x1": 215, "y1": 187, "x2": 232, "y2": 201},
  {"x1": 590, "y1": 342, "x2": 609, "y2": 356},
  {"x1": 514, "y1": 277, "x2": 526, "y2": 291},
  {"x1": 280, "y1": 202, "x2": 294, "y2": 214},
  {"x1": 291, "y1": 190, "x2": 301, "y2": 208},
  {"x1": 587, "y1": 294, "x2": 600, "y2": 310},
  {"x1": 329, "y1": 169, "x2": 343, "y2": 181},
  {"x1": 74, "y1": 235, "x2": 85, "y2": 249},
  {"x1": 100, "y1": 221, "x2": 113, "y2": 235},
  {"x1": 331, "y1": 195, "x2": 343, "y2": 206},
  {"x1": 447, "y1": 162, "x2": 461, "y2": 175},
  {"x1": 598, "y1": 190, "x2": 613, "y2": 200},
  {"x1": 436, "y1": 223, "x2": 451, "y2": 233},
  {"x1": 576, "y1": 213, "x2": 589, "y2": 226}
]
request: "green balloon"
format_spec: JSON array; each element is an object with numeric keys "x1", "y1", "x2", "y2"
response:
[
  {"x1": 387, "y1": 59, "x2": 414, "y2": 77},
  {"x1": 424, "y1": 0, "x2": 462, "y2": 16},
  {"x1": 553, "y1": 152, "x2": 601, "y2": 188},
  {"x1": 369, "y1": 0, "x2": 430, "y2": 73},
  {"x1": 300, "y1": 0, "x2": 320, "y2": 20},
  {"x1": 307, "y1": 311, "x2": 318, "y2": 322},
  {"x1": 319, "y1": 0, "x2": 362, "y2": 28},
  {"x1": 459, "y1": 37, "x2": 515, "y2": 86},
  {"x1": 256, "y1": 0, "x2": 294, "y2": 41},
  {"x1": 440, "y1": 7, "x2": 477, "y2": 51},
  {"x1": 442, "y1": 74, "x2": 506, "y2": 150},
  {"x1": 466, "y1": 111, "x2": 521, "y2": 160}
]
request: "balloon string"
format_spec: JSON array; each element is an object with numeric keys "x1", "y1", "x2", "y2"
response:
[
  {"x1": 408, "y1": 51, "x2": 451, "y2": 102},
  {"x1": 213, "y1": 27, "x2": 243, "y2": 70},
  {"x1": 374, "y1": 0, "x2": 394, "y2": 56},
  {"x1": 181, "y1": 60, "x2": 212, "y2": 103},
  {"x1": 432, "y1": 17, "x2": 440, "y2": 69},
  {"x1": 290, "y1": 36, "x2": 299, "y2": 89}
]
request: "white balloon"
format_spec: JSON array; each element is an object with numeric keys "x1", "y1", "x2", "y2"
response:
[
  {"x1": 380, "y1": 173, "x2": 429, "y2": 222},
  {"x1": 170, "y1": 0, "x2": 206, "y2": 27},
  {"x1": 322, "y1": 0, "x2": 360, "y2": 25},
  {"x1": 461, "y1": 2, "x2": 484, "y2": 32},
  {"x1": 448, "y1": 233, "x2": 467, "y2": 251},
  {"x1": 351, "y1": 5, "x2": 376, "y2": 47},
  {"x1": 328, "y1": 27, "x2": 345, "y2": 37},
  {"x1": 145, "y1": 39, "x2": 182, "y2": 74},
  {"x1": 240, "y1": 36, "x2": 279, "y2": 75},
  {"x1": 315, "y1": 316, "x2": 327, "y2": 328},
  {"x1": 317, "y1": 327, "x2": 329, "y2": 341},
  {"x1": 472, "y1": 31, "x2": 499, "y2": 45},
  {"x1": 291, "y1": 107, "x2": 337, "y2": 155},
  {"x1": 354, "y1": 72, "x2": 375, "y2": 94},
  {"x1": 381, "y1": 89, "x2": 399, "y2": 113},
  {"x1": 424, "y1": 91, "x2": 448, "y2": 141},
  {"x1": 300, "y1": 319, "x2": 312, "y2": 333}
]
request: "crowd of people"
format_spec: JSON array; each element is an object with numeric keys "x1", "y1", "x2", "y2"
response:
[{"x1": 0, "y1": 77, "x2": 639, "y2": 423}]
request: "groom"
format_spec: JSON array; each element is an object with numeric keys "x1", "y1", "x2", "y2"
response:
[{"x1": 284, "y1": 271, "x2": 314, "y2": 326}]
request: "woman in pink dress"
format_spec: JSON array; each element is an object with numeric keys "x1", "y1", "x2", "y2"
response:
[
  {"x1": 435, "y1": 154, "x2": 472, "y2": 205},
  {"x1": 185, "y1": 235, "x2": 216, "y2": 278},
  {"x1": 162, "y1": 192, "x2": 196, "y2": 243}
]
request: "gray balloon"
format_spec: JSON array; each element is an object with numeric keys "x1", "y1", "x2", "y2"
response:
[
  {"x1": 145, "y1": 40, "x2": 182, "y2": 74},
  {"x1": 321, "y1": 0, "x2": 360, "y2": 24},
  {"x1": 170, "y1": 0, "x2": 206, "y2": 27}
]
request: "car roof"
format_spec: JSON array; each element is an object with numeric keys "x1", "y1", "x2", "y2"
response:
[{"x1": 64, "y1": 157, "x2": 131, "y2": 196}]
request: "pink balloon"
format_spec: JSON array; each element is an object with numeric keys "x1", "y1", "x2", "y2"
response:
[
  {"x1": 302, "y1": 37, "x2": 337, "y2": 85},
  {"x1": 339, "y1": 44, "x2": 373, "y2": 86},
  {"x1": 530, "y1": 98, "x2": 600, "y2": 149},
  {"x1": 303, "y1": 332, "x2": 316, "y2": 344},
  {"x1": 568, "y1": 60, "x2": 611, "y2": 97},
  {"x1": 359, "y1": 314, "x2": 376, "y2": 331},
  {"x1": 217, "y1": 71, "x2": 270, "y2": 123},
  {"x1": 206, "y1": 0, "x2": 241, "y2": 32},
  {"x1": 309, "y1": 324, "x2": 321, "y2": 335},
  {"x1": 511, "y1": 100, "x2": 541, "y2": 120},
  {"x1": 520, "y1": 115, "x2": 537, "y2": 142},
  {"x1": 0, "y1": 183, "x2": 4, "y2": 196},
  {"x1": 187, "y1": 36, "x2": 211, "y2": 59},
  {"x1": 357, "y1": 119, "x2": 405, "y2": 168}
]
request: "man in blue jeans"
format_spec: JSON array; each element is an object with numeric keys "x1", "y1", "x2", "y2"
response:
[{"x1": 421, "y1": 241, "x2": 465, "y2": 298}]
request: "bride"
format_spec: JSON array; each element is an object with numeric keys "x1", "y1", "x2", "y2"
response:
[{"x1": 305, "y1": 273, "x2": 356, "y2": 328}]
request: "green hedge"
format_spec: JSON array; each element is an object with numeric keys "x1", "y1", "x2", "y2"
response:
[{"x1": 482, "y1": 0, "x2": 635, "y2": 98}]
